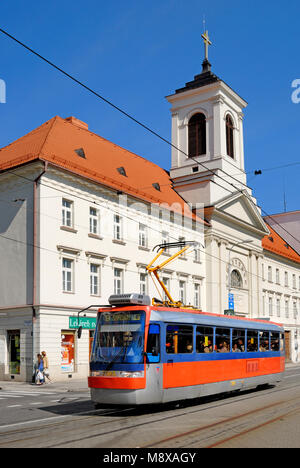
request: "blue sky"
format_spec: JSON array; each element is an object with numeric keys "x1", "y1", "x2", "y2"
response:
[{"x1": 0, "y1": 0, "x2": 299, "y2": 215}]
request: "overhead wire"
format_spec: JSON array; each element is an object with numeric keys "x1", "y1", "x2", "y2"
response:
[{"x1": 0, "y1": 27, "x2": 299, "y2": 248}]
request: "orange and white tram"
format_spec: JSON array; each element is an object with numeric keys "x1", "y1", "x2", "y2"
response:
[
  {"x1": 88, "y1": 293, "x2": 285, "y2": 406},
  {"x1": 86, "y1": 242, "x2": 285, "y2": 407}
]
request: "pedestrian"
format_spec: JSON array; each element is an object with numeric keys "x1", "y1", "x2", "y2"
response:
[
  {"x1": 41, "y1": 351, "x2": 52, "y2": 383},
  {"x1": 35, "y1": 353, "x2": 44, "y2": 385}
]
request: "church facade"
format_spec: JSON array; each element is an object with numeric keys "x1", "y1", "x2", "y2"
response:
[{"x1": 166, "y1": 38, "x2": 300, "y2": 362}]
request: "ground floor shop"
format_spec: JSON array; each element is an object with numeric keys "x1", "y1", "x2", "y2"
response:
[{"x1": 0, "y1": 306, "x2": 97, "y2": 382}]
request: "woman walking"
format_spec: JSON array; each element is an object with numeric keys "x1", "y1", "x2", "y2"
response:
[
  {"x1": 41, "y1": 351, "x2": 51, "y2": 383},
  {"x1": 35, "y1": 353, "x2": 44, "y2": 385}
]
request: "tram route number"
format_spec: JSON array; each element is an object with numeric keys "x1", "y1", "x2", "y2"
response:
[{"x1": 102, "y1": 451, "x2": 198, "y2": 465}]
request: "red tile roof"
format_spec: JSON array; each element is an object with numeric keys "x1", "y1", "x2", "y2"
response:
[
  {"x1": 0, "y1": 116, "x2": 205, "y2": 223},
  {"x1": 263, "y1": 223, "x2": 300, "y2": 264}
]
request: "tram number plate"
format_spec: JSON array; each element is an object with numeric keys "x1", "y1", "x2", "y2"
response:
[{"x1": 101, "y1": 371, "x2": 116, "y2": 377}]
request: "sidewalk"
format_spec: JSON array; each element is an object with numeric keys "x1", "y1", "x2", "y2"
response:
[{"x1": 0, "y1": 378, "x2": 90, "y2": 393}]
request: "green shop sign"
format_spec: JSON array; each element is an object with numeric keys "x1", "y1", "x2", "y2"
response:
[{"x1": 69, "y1": 316, "x2": 97, "y2": 329}]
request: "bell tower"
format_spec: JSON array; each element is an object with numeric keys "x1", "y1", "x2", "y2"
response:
[{"x1": 166, "y1": 31, "x2": 249, "y2": 207}]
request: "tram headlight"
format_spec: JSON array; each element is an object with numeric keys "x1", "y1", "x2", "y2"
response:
[
  {"x1": 120, "y1": 371, "x2": 144, "y2": 378},
  {"x1": 90, "y1": 371, "x2": 101, "y2": 376}
]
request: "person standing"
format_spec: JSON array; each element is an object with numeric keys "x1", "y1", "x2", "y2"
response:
[
  {"x1": 41, "y1": 351, "x2": 51, "y2": 383},
  {"x1": 35, "y1": 353, "x2": 44, "y2": 385}
]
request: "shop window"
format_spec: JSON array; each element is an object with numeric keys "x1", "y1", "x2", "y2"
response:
[
  {"x1": 7, "y1": 330, "x2": 20, "y2": 375},
  {"x1": 61, "y1": 331, "x2": 75, "y2": 372}
]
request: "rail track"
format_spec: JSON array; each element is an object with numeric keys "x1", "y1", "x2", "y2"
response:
[{"x1": 0, "y1": 379, "x2": 299, "y2": 448}]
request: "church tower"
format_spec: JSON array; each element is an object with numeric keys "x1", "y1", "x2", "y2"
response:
[{"x1": 166, "y1": 31, "x2": 249, "y2": 207}]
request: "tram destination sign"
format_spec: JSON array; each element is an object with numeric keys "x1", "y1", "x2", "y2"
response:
[{"x1": 69, "y1": 317, "x2": 97, "y2": 329}]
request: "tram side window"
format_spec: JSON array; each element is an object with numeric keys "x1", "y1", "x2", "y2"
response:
[
  {"x1": 166, "y1": 325, "x2": 193, "y2": 354},
  {"x1": 247, "y1": 330, "x2": 258, "y2": 352},
  {"x1": 259, "y1": 331, "x2": 270, "y2": 351},
  {"x1": 270, "y1": 332, "x2": 280, "y2": 351},
  {"x1": 215, "y1": 328, "x2": 230, "y2": 352},
  {"x1": 232, "y1": 329, "x2": 245, "y2": 352},
  {"x1": 196, "y1": 327, "x2": 214, "y2": 353}
]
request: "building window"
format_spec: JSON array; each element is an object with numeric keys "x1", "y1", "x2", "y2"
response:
[
  {"x1": 231, "y1": 269, "x2": 243, "y2": 289},
  {"x1": 194, "y1": 246, "x2": 201, "y2": 263},
  {"x1": 139, "y1": 272, "x2": 148, "y2": 295},
  {"x1": 62, "y1": 199, "x2": 73, "y2": 227},
  {"x1": 268, "y1": 266, "x2": 272, "y2": 282},
  {"x1": 188, "y1": 113, "x2": 206, "y2": 157},
  {"x1": 276, "y1": 268, "x2": 280, "y2": 284},
  {"x1": 114, "y1": 268, "x2": 123, "y2": 295},
  {"x1": 89, "y1": 207, "x2": 99, "y2": 235},
  {"x1": 226, "y1": 114, "x2": 234, "y2": 158},
  {"x1": 178, "y1": 236, "x2": 186, "y2": 258},
  {"x1": 90, "y1": 264, "x2": 100, "y2": 296},
  {"x1": 113, "y1": 214, "x2": 122, "y2": 241},
  {"x1": 179, "y1": 280, "x2": 186, "y2": 304},
  {"x1": 293, "y1": 302, "x2": 298, "y2": 320},
  {"x1": 62, "y1": 258, "x2": 73, "y2": 292},
  {"x1": 139, "y1": 223, "x2": 148, "y2": 248},
  {"x1": 285, "y1": 271, "x2": 289, "y2": 287},
  {"x1": 268, "y1": 297, "x2": 273, "y2": 316},
  {"x1": 161, "y1": 231, "x2": 169, "y2": 253},
  {"x1": 276, "y1": 298, "x2": 281, "y2": 317},
  {"x1": 194, "y1": 283, "x2": 200, "y2": 308},
  {"x1": 285, "y1": 299, "x2": 289, "y2": 318},
  {"x1": 162, "y1": 276, "x2": 170, "y2": 301},
  {"x1": 293, "y1": 274, "x2": 296, "y2": 289}
]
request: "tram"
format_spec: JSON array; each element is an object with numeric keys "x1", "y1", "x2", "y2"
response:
[{"x1": 87, "y1": 242, "x2": 285, "y2": 406}]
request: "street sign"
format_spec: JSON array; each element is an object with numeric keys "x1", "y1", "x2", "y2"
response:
[
  {"x1": 69, "y1": 317, "x2": 97, "y2": 329},
  {"x1": 228, "y1": 293, "x2": 234, "y2": 310}
]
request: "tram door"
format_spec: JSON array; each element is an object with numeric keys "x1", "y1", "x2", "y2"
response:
[{"x1": 284, "y1": 331, "x2": 291, "y2": 361}]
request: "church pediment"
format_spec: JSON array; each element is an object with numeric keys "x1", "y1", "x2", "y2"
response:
[{"x1": 214, "y1": 191, "x2": 269, "y2": 235}]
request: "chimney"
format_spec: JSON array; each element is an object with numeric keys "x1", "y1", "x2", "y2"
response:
[{"x1": 65, "y1": 116, "x2": 88, "y2": 130}]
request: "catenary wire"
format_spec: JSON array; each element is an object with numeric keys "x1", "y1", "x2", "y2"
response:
[{"x1": 0, "y1": 27, "x2": 299, "y2": 247}]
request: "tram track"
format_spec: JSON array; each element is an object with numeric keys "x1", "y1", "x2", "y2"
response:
[{"x1": 0, "y1": 380, "x2": 299, "y2": 448}]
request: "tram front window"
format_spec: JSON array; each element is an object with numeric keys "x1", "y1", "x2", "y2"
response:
[{"x1": 91, "y1": 311, "x2": 145, "y2": 364}]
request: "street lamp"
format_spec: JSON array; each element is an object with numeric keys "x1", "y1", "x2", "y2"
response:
[{"x1": 77, "y1": 304, "x2": 108, "y2": 339}]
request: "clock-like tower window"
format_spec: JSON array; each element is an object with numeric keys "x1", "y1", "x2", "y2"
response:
[
  {"x1": 188, "y1": 113, "x2": 206, "y2": 157},
  {"x1": 226, "y1": 114, "x2": 234, "y2": 158}
]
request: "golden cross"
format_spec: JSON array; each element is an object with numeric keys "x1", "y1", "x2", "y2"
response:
[{"x1": 201, "y1": 30, "x2": 212, "y2": 60}]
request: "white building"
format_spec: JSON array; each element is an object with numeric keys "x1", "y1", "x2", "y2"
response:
[{"x1": 0, "y1": 116, "x2": 205, "y2": 382}]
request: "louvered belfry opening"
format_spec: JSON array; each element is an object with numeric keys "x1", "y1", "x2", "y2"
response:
[
  {"x1": 226, "y1": 114, "x2": 234, "y2": 158},
  {"x1": 188, "y1": 113, "x2": 206, "y2": 157}
]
